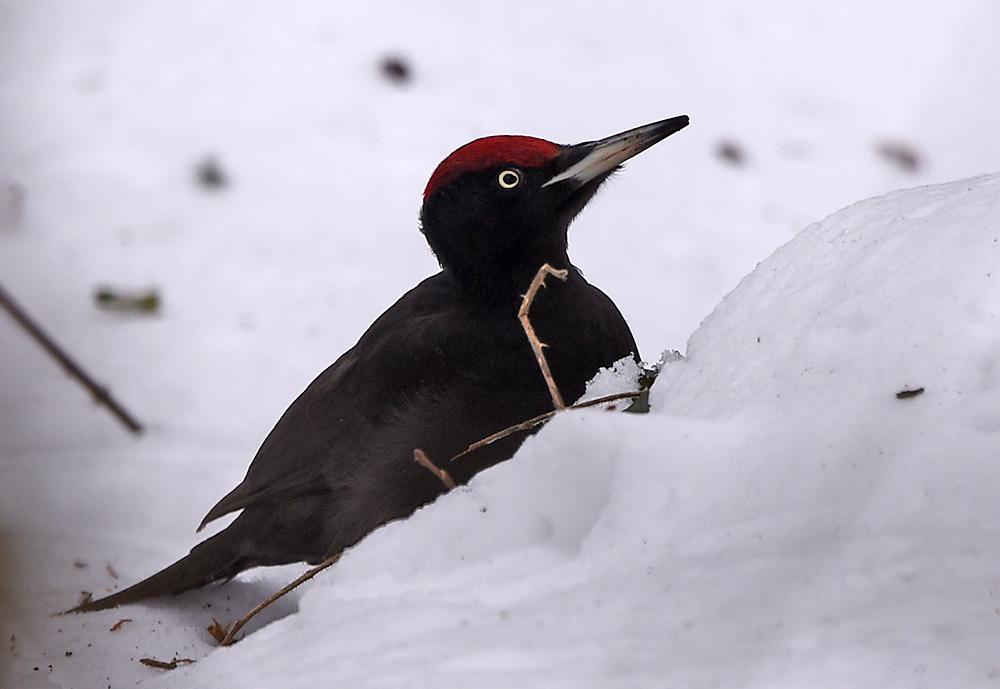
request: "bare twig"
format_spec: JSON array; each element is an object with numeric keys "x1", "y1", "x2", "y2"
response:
[
  {"x1": 219, "y1": 552, "x2": 342, "y2": 646},
  {"x1": 413, "y1": 448, "x2": 457, "y2": 489},
  {"x1": 206, "y1": 619, "x2": 229, "y2": 644},
  {"x1": 139, "y1": 656, "x2": 194, "y2": 670},
  {"x1": 139, "y1": 658, "x2": 179, "y2": 670},
  {"x1": 450, "y1": 390, "x2": 642, "y2": 463},
  {"x1": 0, "y1": 281, "x2": 143, "y2": 434},
  {"x1": 519, "y1": 264, "x2": 569, "y2": 410},
  {"x1": 139, "y1": 656, "x2": 195, "y2": 671}
]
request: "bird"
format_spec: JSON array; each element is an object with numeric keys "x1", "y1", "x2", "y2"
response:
[{"x1": 72, "y1": 115, "x2": 689, "y2": 612}]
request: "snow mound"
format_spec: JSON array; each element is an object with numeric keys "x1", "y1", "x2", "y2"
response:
[
  {"x1": 657, "y1": 172, "x2": 1000, "y2": 421},
  {"x1": 155, "y1": 175, "x2": 1000, "y2": 688}
]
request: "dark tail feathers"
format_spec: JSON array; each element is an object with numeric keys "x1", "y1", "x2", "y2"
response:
[{"x1": 68, "y1": 529, "x2": 242, "y2": 613}]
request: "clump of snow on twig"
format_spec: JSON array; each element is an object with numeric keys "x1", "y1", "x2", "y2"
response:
[{"x1": 579, "y1": 355, "x2": 642, "y2": 405}]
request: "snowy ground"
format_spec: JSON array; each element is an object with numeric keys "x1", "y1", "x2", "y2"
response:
[{"x1": 1, "y1": 1, "x2": 999, "y2": 687}]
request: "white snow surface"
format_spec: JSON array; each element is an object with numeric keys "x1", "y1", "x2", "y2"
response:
[{"x1": 2, "y1": 1, "x2": 1000, "y2": 687}]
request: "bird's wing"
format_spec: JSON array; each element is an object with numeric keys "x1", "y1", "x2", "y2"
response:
[
  {"x1": 197, "y1": 273, "x2": 466, "y2": 530},
  {"x1": 197, "y1": 348, "x2": 366, "y2": 529}
]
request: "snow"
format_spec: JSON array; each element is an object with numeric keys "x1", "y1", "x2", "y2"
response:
[
  {"x1": 2, "y1": 1, "x2": 999, "y2": 687},
  {"x1": 579, "y1": 355, "x2": 643, "y2": 404}
]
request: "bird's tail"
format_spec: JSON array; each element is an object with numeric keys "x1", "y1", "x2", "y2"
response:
[{"x1": 68, "y1": 528, "x2": 243, "y2": 613}]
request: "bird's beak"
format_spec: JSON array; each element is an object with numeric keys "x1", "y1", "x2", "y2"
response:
[{"x1": 542, "y1": 115, "x2": 689, "y2": 188}]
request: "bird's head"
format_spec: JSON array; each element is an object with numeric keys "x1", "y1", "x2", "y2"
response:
[{"x1": 419, "y1": 116, "x2": 689, "y2": 298}]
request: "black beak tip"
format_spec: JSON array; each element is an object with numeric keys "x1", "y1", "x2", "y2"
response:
[{"x1": 660, "y1": 114, "x2": 690, "y2": 136}]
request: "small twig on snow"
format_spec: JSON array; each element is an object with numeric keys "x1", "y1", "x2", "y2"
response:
[
  {"x1": 518, "y1": 264, "x2": 569, "y2": 410},
  {"x1": 139, "y1": 656, "x2": 194, "y2": 670},
  {"x1": 218, "y1": 552, "x2": 342, "y2": 646}
]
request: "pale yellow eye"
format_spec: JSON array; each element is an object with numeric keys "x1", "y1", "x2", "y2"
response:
[{"x1": 498, "y1": 169, "x2": 521, "y2": 189}]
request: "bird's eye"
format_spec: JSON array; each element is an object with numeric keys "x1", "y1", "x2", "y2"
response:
[{"x1": 497, "y1": 169, "x2": 521, "y2": 189}]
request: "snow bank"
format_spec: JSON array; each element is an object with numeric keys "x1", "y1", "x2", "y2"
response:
[{"x1": 151, "y1": 175, "x2": 1000, "y2": 688}]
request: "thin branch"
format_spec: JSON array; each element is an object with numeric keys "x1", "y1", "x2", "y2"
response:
[
  {"x1": 413, "y1": 448, "x2": 457, "y2": 490},
  {"x1": 219, "y1": 552, "x2": 342, "y2": 646},
  {"x1": 450, "y1": 390, "x2": 642, "y2": 463},
  {"x1": 518, "y1": 264, "x2": 569, "y2": 410},
  {"x1": 0, "y1": 280, "x2": 143, "y2": 434}
]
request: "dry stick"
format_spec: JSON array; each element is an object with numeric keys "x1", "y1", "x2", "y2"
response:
[
  {"x1": 413, "y1": 448, "x2": 457, "y2": 489},
  {"x1": 449, "y1": 390, "x2": 642, "y2": 463},
  {"x1": 219, "y1": 552, "x2": 342, "y2": 646},
  {"x1": 518, "y1": 264, "x2": 569, "y2": 410},
  {"x1": 415, "y1": 264, "x2": 577, "y2": 487},
  {"x1": 450, "y1": 261, "x2": 644, "y2": 463},
  {"x1": 0, "y1": 281, "x2": 143, "y2": 434}
]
